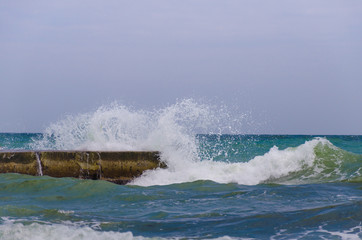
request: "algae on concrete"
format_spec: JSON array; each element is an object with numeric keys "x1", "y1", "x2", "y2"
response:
[
  {"x1": 0, "y1": 151, "x2": 165, "y2": 184},
  {"x1": 0, "y1": 152, "x2": 38, "y2": 176},
  {"x1": 40, "y1": 151, "x2": 101, "y2": 179},
  {"x1": 99, "y1": 151, "x2": 162, "y2": 179}
]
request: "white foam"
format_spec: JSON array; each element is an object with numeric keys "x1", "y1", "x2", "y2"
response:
[
  {"x1": 0, "y1": 222, "x2": 139, "y2": 240},
  {"x1": 0, "y1": 220, "x2": 249, "y2": 240},
  {"x1": 33, "y1": 99, "x2": 221, "y2": 153},
  {"x1": 57, "y1": 210, "x2": 74, "y2": 215},
  {"x1": 316, "y1": 225, "x2": 362, "y2": 240},
  {"x1": 132, "y1": 138, "x2": 330, "y2": 186},
  {"x1": 32, "y1": 99, "x2": 341, "y2": 186},
  {"x1": 272, "y1": 224, "x2": 362, "y2": 240}
]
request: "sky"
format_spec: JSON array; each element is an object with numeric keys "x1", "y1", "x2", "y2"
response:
[{"x1": 1, "y1": 0, "x2": 362, "y2": 134}]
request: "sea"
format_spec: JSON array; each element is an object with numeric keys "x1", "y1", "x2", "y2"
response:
[{"x1": 0, "y1": 100, "x2": 361, "y2": 239}]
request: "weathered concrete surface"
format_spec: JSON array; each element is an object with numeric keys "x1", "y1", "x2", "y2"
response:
[
  {"x1": 99, "y1": 152, "x2": 165, "y2": 178},
  {"x1": 40, "y1": 151, "x2": 101, "y2": 179},
  {"x1": 0, "y1": 151, "x2": 38, "y2": 176},
  {"x1": 0, "y1": 151, "x2": 165, "y2": 184}
]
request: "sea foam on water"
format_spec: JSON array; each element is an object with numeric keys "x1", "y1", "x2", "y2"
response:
[
  {"x1": 132, "y1": 138, "x2": 334, "y2": 186},
  {"x1": 2, "y1": 100, "x2": 361, "y2": 239},
  {"x1": 31, "y1": 99, "x2": 358, "y2": 186}
]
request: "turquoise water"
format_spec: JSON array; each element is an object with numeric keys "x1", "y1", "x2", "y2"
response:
[
  {"x1": 0, "y1": 133, "x2": 361, "y2": 239},
  {"x1": 0, "y1": 101, "x2": 361, "y2": 239}
]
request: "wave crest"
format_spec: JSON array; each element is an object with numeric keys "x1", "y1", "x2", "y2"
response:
[
  {"x1": 30, "y1": 100, "x2": 360, "y2": 186},
  {"x1": 132, "y1": 138, "x2": 361, "y2": 186}
]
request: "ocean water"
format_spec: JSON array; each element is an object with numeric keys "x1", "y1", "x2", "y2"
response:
[{"x1": 0, "y1": 100, "x2": 361, "y2": 239}]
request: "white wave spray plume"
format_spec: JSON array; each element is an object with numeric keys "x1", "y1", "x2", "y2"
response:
[
  {"x1": 32, "y1": 99, "x2": 348, "y2": 186},
  {"x1": 132, "y1": 138, "x2": 334, "y2": 186},
  {"x1": 33, "y1": 98, "x2": 243, "y2": 164}
]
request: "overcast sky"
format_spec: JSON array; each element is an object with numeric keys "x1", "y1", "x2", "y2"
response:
[{"x1": 1, "y1": 0, "x2": 361, "y2": 134}]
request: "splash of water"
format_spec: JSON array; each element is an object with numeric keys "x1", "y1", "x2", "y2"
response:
[
  {"x1": 32, "y1": 98, "x2": 245, "y2": 162},
  {"x1": 132, "y1": 138, "x2": 320, "y2": 186},
  {"x1": 31, "y1": 99, "x2": 360, "y2": 186},
  {"x1": 35, "y1": 152, "x2": 43, "y2": 176},
  {"x1": 33, "y1": 99, "x2": 214, "y2": 151},
  {"x1": 133, "y1": 137, "x2": 361, "y2": 186}
]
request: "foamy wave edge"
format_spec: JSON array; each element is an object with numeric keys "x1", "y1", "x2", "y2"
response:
[
  {"x1": 132, "y1": 138, "x2": 359, "y2": 186},
  {"x1": 271, "y1": 224, "x2": 362, "y2": 240},
  {"x1": 0, "y1": 219, "x2": 246, "y2": 240}
]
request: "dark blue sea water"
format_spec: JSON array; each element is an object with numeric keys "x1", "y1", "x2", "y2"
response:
[
  {"x1": 1, "y1": 133, "x2": 361, "y2": 239},
  {"x1": 0, "y1": 102, "x2": 361, "y2": 239}
]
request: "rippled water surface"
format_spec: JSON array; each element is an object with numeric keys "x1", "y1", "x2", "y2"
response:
[{"x1": 0, "y1": 102, "x2": 361, "y2": 239}]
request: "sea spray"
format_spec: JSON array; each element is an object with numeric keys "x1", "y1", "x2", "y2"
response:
[
  {"x1": 35, "y1": 152, "x2": 43, "y2": 176},
  {"x1": 133, "y1": 137, "x2": 362, "y2": 186},
  {"x1": 131, "y1": 138, "x2": 326, "y2": 186},
  {"x1": 29, "y1": 99, "x2": 361, "y2": 186},
  {"x1": 31, "y1": 99, "x2": 246, "y2": 163},
  {"x1": 1, "y1": 133, "x2": 362, "y2": 239},
  {"x1": 34, "y1": 100, "x2": 202, "y2": 150}
]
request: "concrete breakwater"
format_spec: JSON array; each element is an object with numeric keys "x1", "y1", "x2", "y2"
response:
[{"x1": 0, "y1": 151, "x2": 165, "y2": 184}]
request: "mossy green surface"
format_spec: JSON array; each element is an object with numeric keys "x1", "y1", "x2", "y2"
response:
[{"x1": 0, "y1": 151, "x2": 164, "y2": 184}]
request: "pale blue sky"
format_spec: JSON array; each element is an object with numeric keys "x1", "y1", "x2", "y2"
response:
[{"x1": 1, "y1": 0, "x2": 362, "y2": 134}]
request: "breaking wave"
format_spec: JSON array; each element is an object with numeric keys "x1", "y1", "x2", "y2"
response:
[
  {"x1": 0, "y1": 220, "x2": 139, "y2": 240},
  {"x1": 0, "y1": 218, "x2": 243, "y2": 240},
  {"x1": 31, "y1": 99, "x2": 361, "y2": 186},
  {"x1": 133, "y1": 138, "x2": 361, "y2": 186}
]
